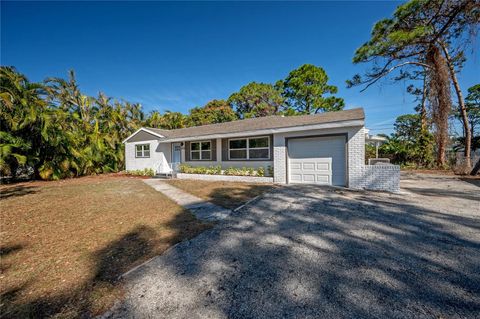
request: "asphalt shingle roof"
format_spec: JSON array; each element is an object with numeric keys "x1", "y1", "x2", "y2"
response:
[{"x1": 146, "y1": 108, "x2": 364, "y2": 140}]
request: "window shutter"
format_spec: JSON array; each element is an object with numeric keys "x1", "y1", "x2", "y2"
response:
[
  {"x1": 211, "y1": 139, "x2": 217, "y2": 161},
  {"x1": 268, "y1": 134, "x2": 273, "y2": 160},
  {"x1": 222, "y1": 138, "x2": 228, "y2": 161},
  {"x1": 185, "y1": 141, "x2": 190, "y2": 161}
]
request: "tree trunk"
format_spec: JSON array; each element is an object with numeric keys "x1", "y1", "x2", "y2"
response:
[
  {"x1": 440, "y1": 43, "x2": 471, "y2": 168},
  {"x1": 427, "y1": 46, "x2": 450, "y2": 168},
  {"x1": 437, "y1": 140, "x2": 446, "y2": 167},
  {"x1": 420, "y1": 73, "x2": 428, "y2": 131}
]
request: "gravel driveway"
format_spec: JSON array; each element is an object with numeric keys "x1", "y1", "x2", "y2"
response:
[{"x1": 106, "y1": 174, "x2": 479, "y2": 319}]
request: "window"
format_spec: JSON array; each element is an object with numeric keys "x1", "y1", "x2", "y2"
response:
[
  {"x1": 135, "y1": 144, "x2": 150, "y2": 158},
  {"x1": 229, "y1": 136, "x2": 269, "y2": 160},
  {"x1": 190, "y1": 141, "x2": 211, "y2": 160}
]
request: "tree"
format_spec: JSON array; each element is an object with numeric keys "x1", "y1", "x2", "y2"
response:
[
  {"x1": 376, "y1": 114, "x2": 434, "y2": 166},
  {"x1": 188, "y1": 99, "x2": 237, "y2": 126},
  {"x1": 393, "y1": 114, "x2": 423, "y2": 143},
  {"x1": 228, "y1": 82, "x2": 285, "y2": 118},
  {"x1": 158, "y1": 111, "x2": 186, "y2": 129},
  {"x1": 464, "y1": 84, "x2": 480, "y2": 175},
  {"x1": 280, "y1": 64, "x2": 344, "y2": 114},
  {"x1": 1, "y1": 66, "x2": 145, "y2": 180},
  {"x1": 464, "y1": 84, "x2": 480, "y2": 138},
  {"x1": 393, "y1": 114, "x2": 434, "y2": 166},
  {"x1": 146, "y1": 110, "x2": 163, "y2": 128},
  {"x1": 348, "y1": 0, "x2": 479, "y2": 168},
  {"x1": 0, "y1": 66, "x2": 48, "y2": 178}
]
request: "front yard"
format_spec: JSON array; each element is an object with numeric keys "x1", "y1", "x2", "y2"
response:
[
  {"x1": 0, "y1": 175, "x2": 210, "y2": 318},
  {"x1": 165, "y1": 179, "x2": 278, "y2": 209}
]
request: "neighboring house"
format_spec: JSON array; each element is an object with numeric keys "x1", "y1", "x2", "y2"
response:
[{"x1": 123, "y1": 108, "x2": 399, "y2": 191}]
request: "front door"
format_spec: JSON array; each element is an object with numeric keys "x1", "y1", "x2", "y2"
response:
[{"x1": 171, "y1": 142, "x2": 182, "y2": 171}]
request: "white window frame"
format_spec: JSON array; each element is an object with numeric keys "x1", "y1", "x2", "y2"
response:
[
  {"x1": 190, "y1": 140, "x2": 212, "y2": 161},
  {"x1": 135, "y1": 143, "x2": 150, "y2": 158},
  {"x1": 228, "y1": 136, "x2": 270, "y2": 160}
]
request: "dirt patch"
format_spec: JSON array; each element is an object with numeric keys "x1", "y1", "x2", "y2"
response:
[
  {"x1": 0, "y1": 175, "x2": 211, "y2": 318},
  {"x1": 165, "y1": 180, "x2": 278, "y2": 210},
  {"x1": 401, "y1": 168, "x2": 456, "y2": 175}
]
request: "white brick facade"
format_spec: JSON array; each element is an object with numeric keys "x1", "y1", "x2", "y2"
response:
[
  {"x1": 347, "y1": 126, "x2": 366, "y2": 188},
  {"x1": 272, "y1": 126, "x2": 365, "y2": 187},
  {"x1": 355, "y1": 165, "x2": 400, "y2": 192}
]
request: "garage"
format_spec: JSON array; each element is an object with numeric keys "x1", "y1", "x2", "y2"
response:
[{"x1": 287, "y1": 135, "x2": 346, "y2": 186}]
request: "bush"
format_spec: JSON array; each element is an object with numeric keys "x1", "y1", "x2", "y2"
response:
[
  {"x1": 179, "y1": 164, "x2": 221, "y2": 175},
  {"x1": 206, "y1": 165, "x2": 222, "y2": 175},
  {"x1": 267, "y1": 165, "x2": 273, "y2": 177},
  {"x1": 126, "y1": 168, "x2": 155, "y2": 177},
  {"x1": 180, "y1": 164, "x2": 267, "y2": 177},
  {"x1": 257, "y1": 166, "x2": 265, "y2": 177}
]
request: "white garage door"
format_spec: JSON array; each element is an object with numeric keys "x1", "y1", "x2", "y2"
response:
[{"x1": 288, "y1": 136, "x2": 346, "y2": 186}]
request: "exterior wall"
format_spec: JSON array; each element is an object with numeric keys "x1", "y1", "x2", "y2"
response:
[
  {"x1": 181, "y1": 138, "x2": 273, "y2": 173},
  {"x1": 176, "y1": 173, "x2": 273, "y2": 183},
  {"x1": 355, "y1": 165, "x2": 400, "y2": 192},
  {"x1": 125, "y1": 140, "x2": 171, "y2": 173},
  {"x1": 347, "y1": 126, "x2": 366, "y2": 188},
  {"x1": 273, "y1": 126, "x2": 365, "y2": 186}
]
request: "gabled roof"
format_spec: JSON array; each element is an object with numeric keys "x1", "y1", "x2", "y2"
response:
[
  {"x1": 122, "y1": 127, "x2": 165, "y2": 143},
  {"x1": 124, "y1": 108, "x2": 365, "y2": 143}
]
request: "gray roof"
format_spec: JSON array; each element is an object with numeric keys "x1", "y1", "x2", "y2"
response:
[{"x1": 146, "y1": 108, "x2": 364, "y2": 140}]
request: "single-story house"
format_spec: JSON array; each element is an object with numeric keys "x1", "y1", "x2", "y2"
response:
[{"x1": 123, "y1": 108, "x2": 400, "y2": 191}]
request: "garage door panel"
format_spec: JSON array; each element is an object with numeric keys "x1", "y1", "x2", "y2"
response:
[
  {"x1": 302, "y1": 162, "x2": 315, "y2": 170},
  {"x1": 303, "y1": 174, "x2": 315, "y2": 182},
  {"x1": 290, "y1": 174, "x2": 302, "y2": 182},
  {"x1": 317, "y1": 163, "x2": 330, "y2": 171},
  {"x1": 316, "y1": 175, "x2": 330, "y2": 184},
  {"x1": 288, "y1": 136, "x2": 346, "y2": 186},
  {"x1": 290, "y1": 163, "x2": 301, "y2": 170}
]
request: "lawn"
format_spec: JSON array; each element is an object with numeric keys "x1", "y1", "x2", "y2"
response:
[
  {"x1": 0, "y1": 175, "x2": 210, "y2": 318},
  {"x1": 165, "y1": 179, "x2": 278, "y2": 209}
]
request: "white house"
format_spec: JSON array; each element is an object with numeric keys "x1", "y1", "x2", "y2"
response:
[{"x1": 123, "y1": 108, "x2": 400, "y2": 192}]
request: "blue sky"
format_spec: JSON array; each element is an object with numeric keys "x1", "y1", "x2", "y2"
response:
[{"x1": 2, "y1": 1, "x2": 479, "y2": 134}]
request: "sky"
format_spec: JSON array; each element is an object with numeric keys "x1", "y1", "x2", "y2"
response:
[{"x1": 2, "y1": 1, "x2": 479, "y2": 135}]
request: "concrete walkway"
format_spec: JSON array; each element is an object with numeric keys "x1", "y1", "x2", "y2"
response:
[{"x1": 143, "y1": 179, "x2": 231, "y2": 221}]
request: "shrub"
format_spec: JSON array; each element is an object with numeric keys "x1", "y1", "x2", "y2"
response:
[
  {"x1": 179, "y1": 164, "x2": 193, "y2": 173},
  {"x1": 205, "y1": 165, "x2": 222, "y2": 175},
  {"x1": 179, "y1": 164, "x2": 222, "y2": 175},
  {"x1": 267, "y1": 165, "x2": 273, "y2": 177},
  {"x1": 224, "y1": 167, "x2": 239, "y2": 176},
  {"x1": 180, "y1": 164, "x2": 266, "y2": 177},
  {"x1": 126, "y1": 168, "x2": 155, "y2": 177},
  {"x1": 257, "y1": 166, "x2": 265, "y2": 177}
]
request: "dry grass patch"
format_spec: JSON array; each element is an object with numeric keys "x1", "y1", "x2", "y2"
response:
[
  {"x1": 166, "y1": 179, "x2": 278, "y2": 209},
  {"x1": 0, "y1": 175, "x2": 210, "y2": 318}
]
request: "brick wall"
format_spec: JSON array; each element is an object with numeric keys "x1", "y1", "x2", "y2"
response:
[
  {"x1": 354, "y1": 165, "x2": 400, "y2": 192},
  {"x1": 273, "y1": 139, "x2": 287, "y2": 183},
  {"x1": 347, "y1": 126, "x2": 365, "y2": 188}
]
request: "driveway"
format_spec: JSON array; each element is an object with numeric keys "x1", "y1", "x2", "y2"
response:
[{"x1": 106, "y1": 174, "x2": 480, "y2": 319}]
